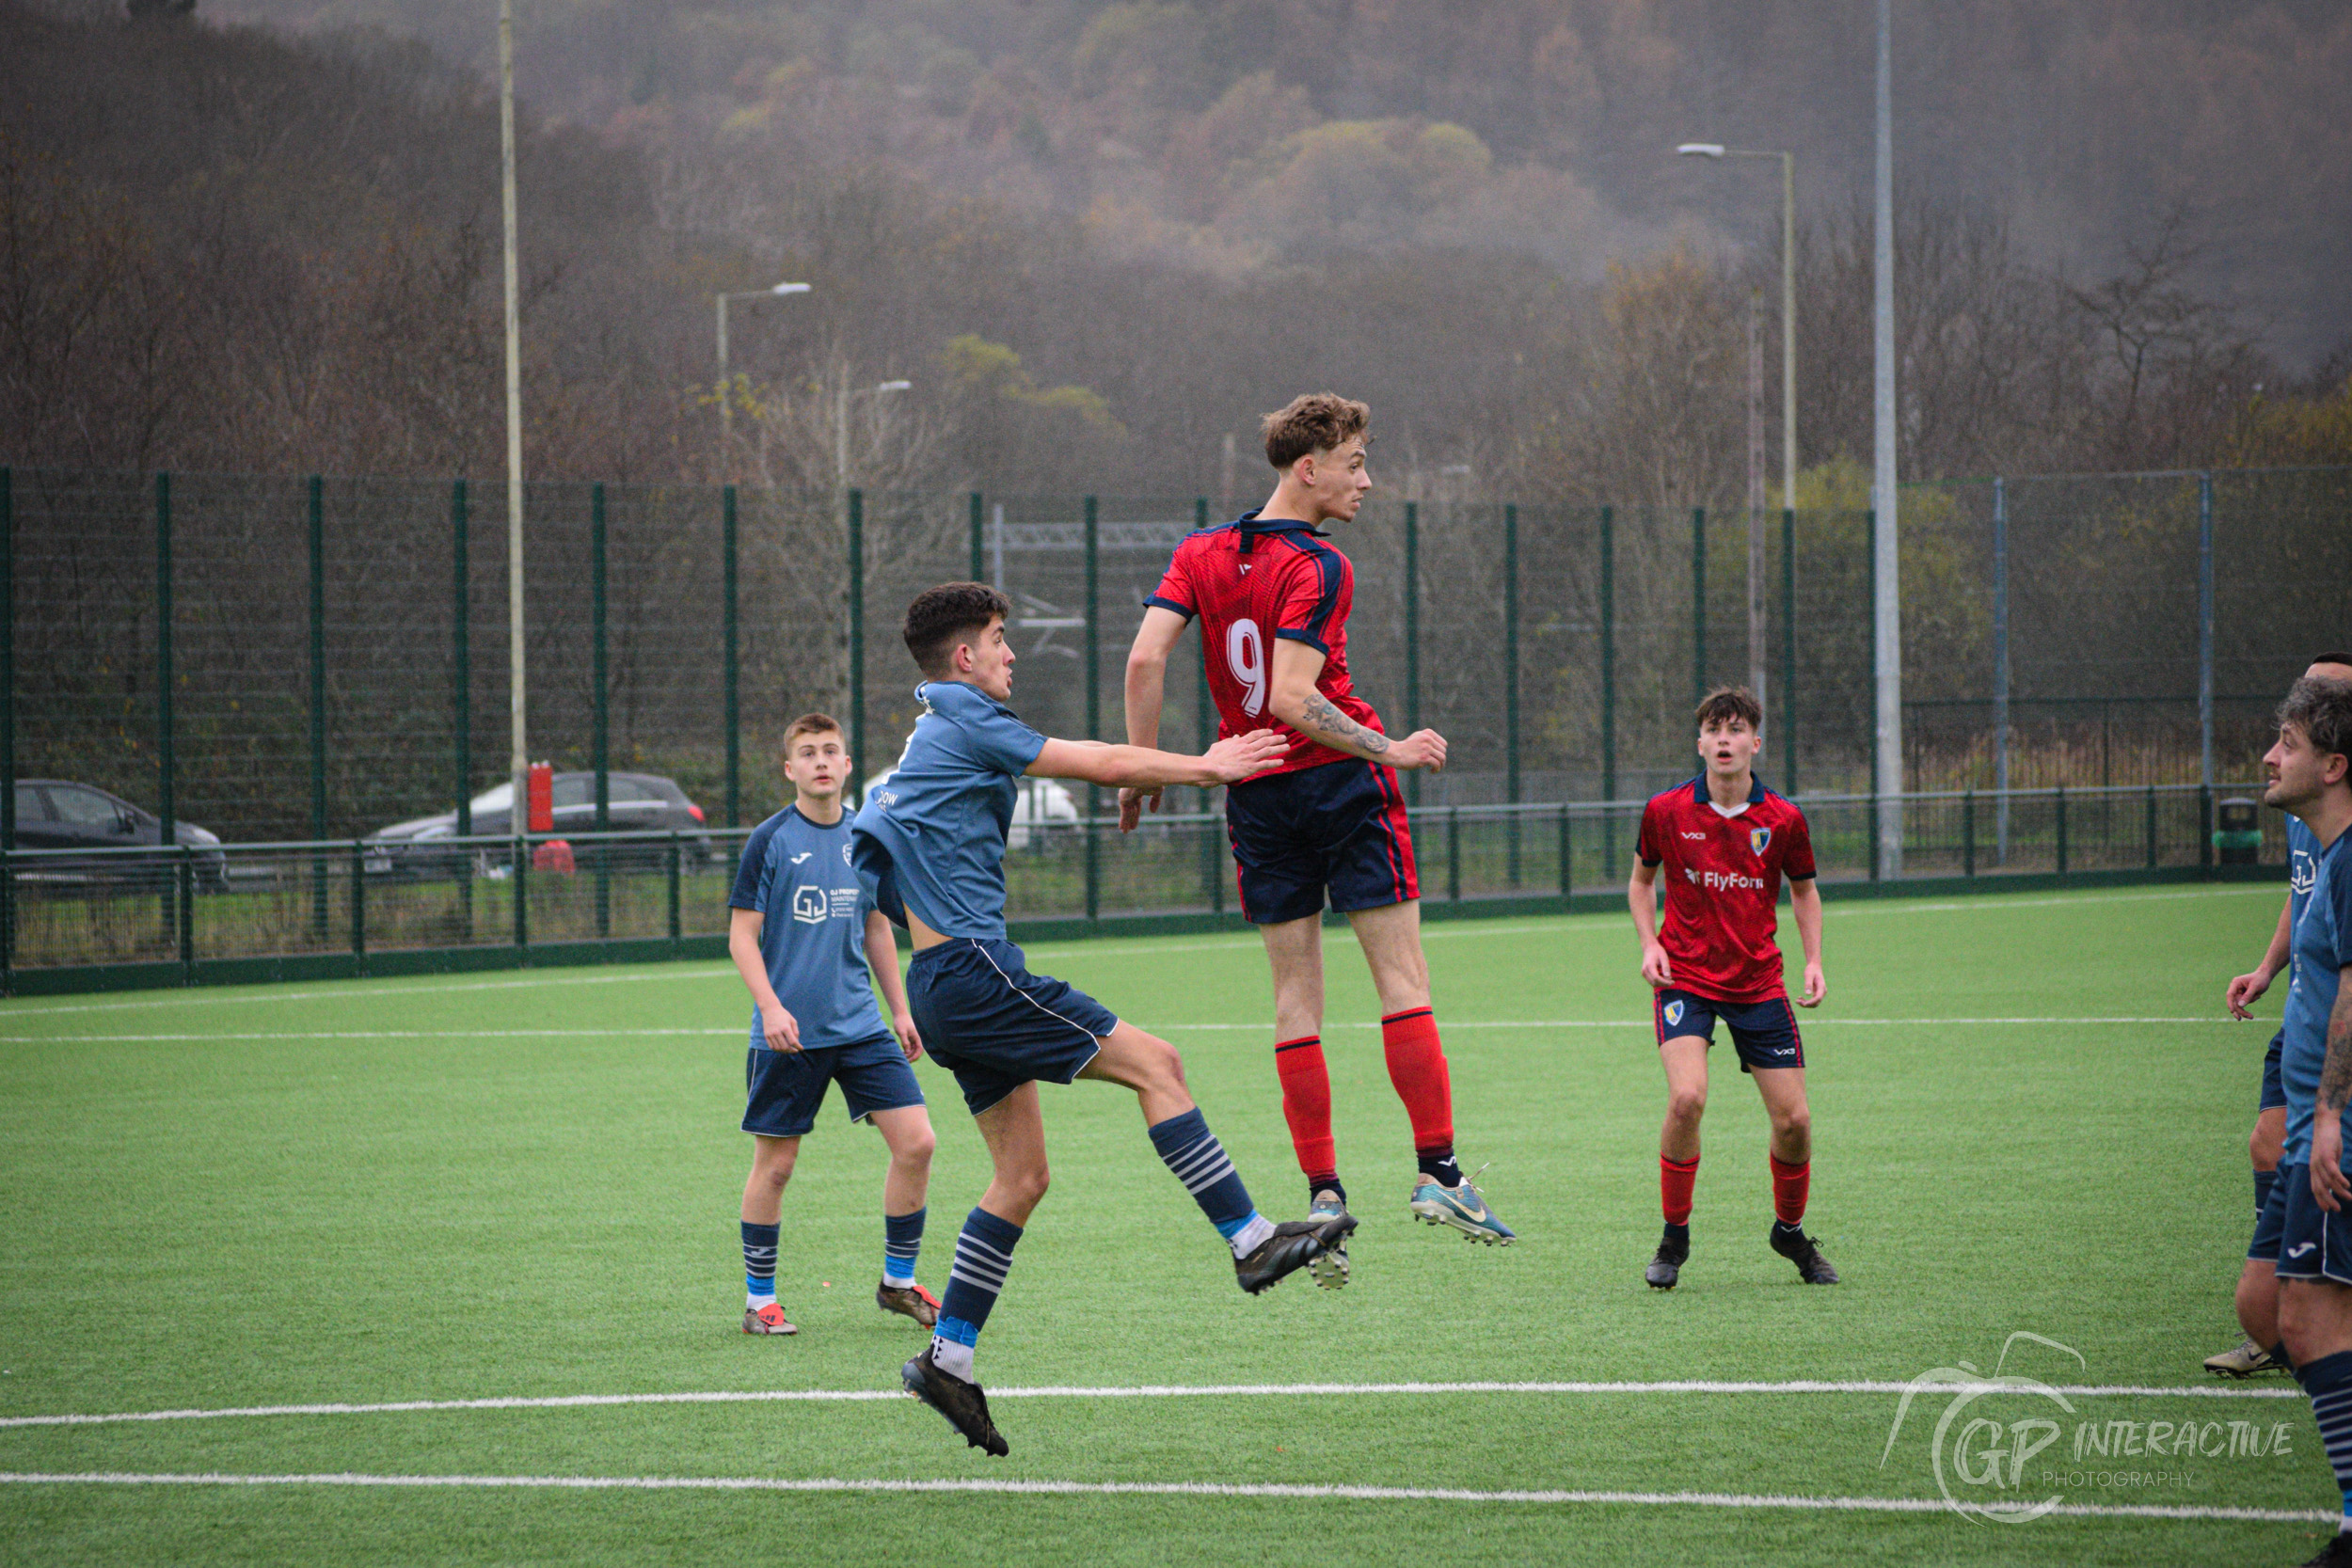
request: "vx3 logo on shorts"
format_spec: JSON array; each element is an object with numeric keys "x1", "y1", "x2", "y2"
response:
[{"x1": 2289, "y1": 1242, "x2": 2318, "y2": 1259}]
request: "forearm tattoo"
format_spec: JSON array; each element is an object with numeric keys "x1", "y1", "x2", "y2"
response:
[
  {"x1": 1299, "y1": 692, "x2": 1390, "y2": 754},
  {"x1": 2320, "y1": 992, "x2": 2352, "y2": 1113}
]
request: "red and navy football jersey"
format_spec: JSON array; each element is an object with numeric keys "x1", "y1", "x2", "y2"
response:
[
  {"x1": 1636, "y1": 775, "x2": 1817, "y2": 1004},
  {"x1": 1148, "y1": 513, "x2": 1385, "y2": 777}
]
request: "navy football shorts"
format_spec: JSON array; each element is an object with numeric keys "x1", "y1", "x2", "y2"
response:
[
  {"x1": 1223, "y1": 758, "x2": 1418, "y2": 926},
  {"x1": 2250, "y1": 1163, "x2": 2290, "y2": 1262},
  {"x1": 1653, "y1": 987, "x2": 1805, "y2": 1074},
  {"x1": 907, "y1": 936, "x2": 1118, "y2": 1117},
  {"x1": 2262, "y1": 1031, "x2": 2287, "y2": 1113},
  {"x1": 743, "y1": 1032, "x2": 923, "y2": 1139},
  {"x1": 2275, "y1": 1160, "x2": 2352, "y2": 1285}
]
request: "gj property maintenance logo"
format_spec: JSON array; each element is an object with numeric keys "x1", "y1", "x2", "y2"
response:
[{"x1": 1879, "y1": 1332, "x2": 2298, "y2": 1523}]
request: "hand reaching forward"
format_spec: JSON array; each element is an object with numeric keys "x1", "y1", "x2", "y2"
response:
[{"x1": 1202, "y1": 729, "x2": 1288, "y2": 784}]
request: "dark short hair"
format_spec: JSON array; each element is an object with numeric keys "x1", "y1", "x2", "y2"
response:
[
  {"x1": 1261, "y1": 392, "x2": 1371, "y2": 469},
  {"x1": 904, "y1": 582, "x2": 1011, "y2": 677},
  {"x1": 782, "y1": 712, "x2": 842, "y2": 751},
  {"x1": 2280, "y1": 675, "x2": 2352, "y2": 770},
  {"x1": 1695, "y1": 686, "x2": 1764, "y2": 731},
  {"x1": 2312, "y1": 652, "x2": 2352, "y2": 670}
]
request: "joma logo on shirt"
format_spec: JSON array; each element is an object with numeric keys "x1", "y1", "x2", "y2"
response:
[{"x1": 1684, "y1": 867, "x2": 1765, "y2": 892}]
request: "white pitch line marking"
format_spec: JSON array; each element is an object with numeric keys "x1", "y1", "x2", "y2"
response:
[
  {"x1": 0, "y1": 1378, "x2": 2301, "y2": 1430},
  {"x1": 0, "y1": 1471, "x2": 2324, "y2": 1522}
]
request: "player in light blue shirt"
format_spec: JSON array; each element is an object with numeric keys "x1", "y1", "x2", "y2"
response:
[
  {"x1": 2214, "y1": 653, "x2": 2352, "y2": 1380},
  {"x1": 853, "y1": 582, "x2": 1355, "y2": 1457},
  {"x1": 2226, "y1": 674, "x2": 2352, "y2": 1559},
  {"x1": 726, "y1": 713, "x2": 937, "y2": 1338}
]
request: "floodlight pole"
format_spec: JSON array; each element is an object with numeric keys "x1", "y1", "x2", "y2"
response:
[
  {"x1": 1676, "y1": 140, "x2": 1798, "y2": 712},
  {"x1": 1871, "y1": 0, "x2": 1903, "y2": 875},
  {"x1": 715, "y1": 283, "x2": 812, "y2": 477},
  {"x1": 499, "y1": 0, "x2": 527, "y2": 820}
]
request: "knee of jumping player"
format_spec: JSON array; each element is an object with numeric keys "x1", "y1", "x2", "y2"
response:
[
  {"x1": 992, "y1": 1162, "x2": 1049, "y2": 1214},
  {"x1": 1666, "y1": 1085, "x2": 1707, "y2": 1127},
  {"x1": 2252, "y1": 1117, "x2": 2285, "y2": 1172},
  {"x1": 749, "y1": 1138, "x2": 798, "y2": 1190},
  {"x1": 893, "y1": 1122, "x2": 937, "y2": 1168},
  {"x1": 2237, "y1": 1265, "x2": 2280, "y2": 1349},
  {"x1": 1772, "y1": 1102, "x2": 1812, "y2": 1148}
]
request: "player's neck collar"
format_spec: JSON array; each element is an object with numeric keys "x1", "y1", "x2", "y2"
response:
[
  {"x1": 1236, "y1": 509, "x2": 1330, "y2": 549},
  {"x1": 1692, "y1": 772, "x2": 1767, "y2": 807}
]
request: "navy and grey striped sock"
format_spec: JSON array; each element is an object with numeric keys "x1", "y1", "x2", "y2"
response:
[
  {"x1": 1149, "y1": 1107, "x2": 1274, "y2": 1259},
  {"x1": 741, "y1": 1220, "x2": 779, "y2": 1304},
  {"x1": 2299, "y1": 1349, "x2": 2352, "y2": 1531},
  {"x1": 931, "y1": 1207, "x2": 1022, "y2": 1381},
  {"x1": 882, "y1": 1207, "x2": 925, "y2": 1288}
]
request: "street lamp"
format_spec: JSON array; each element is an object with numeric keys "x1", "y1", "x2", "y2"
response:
[
  {"x1": 836, "y1": 378, "x2": 913, "y2": 490},
  {"x1": 1677, "y1": 140, "x2": 1796, "y2": 708},
  {"x1": 715, "y1": 281, "x2": 811, "y2": 465}
]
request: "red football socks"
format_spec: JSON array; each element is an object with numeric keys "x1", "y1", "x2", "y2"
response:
[
  {"x1": 1274, "y1": 1036, "x2": 1336, "y2": 1183},
  {"x1": 1770, "y1": 1154, "x2": 1811, "y2": 1225},
  {"x1": 1661, "y1": 1155, "x2": 1700, "y2": 1225},
  {"x1": 1379, "y1": 1008, "x2": 1454, "y2": 1156}
]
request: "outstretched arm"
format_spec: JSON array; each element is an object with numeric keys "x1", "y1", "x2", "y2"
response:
[
  {"x1": 1030, "y1": 730, "x2": 1284, "y2": 791},
  {"x1": 1120, "y1": 607, "x2": 1188, "y2": 830},
  {"x1": 1267, "y1": 639, "x2": 1445, "y2": 771}
]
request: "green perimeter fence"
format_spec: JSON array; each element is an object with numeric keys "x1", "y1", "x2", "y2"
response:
[
  {"x1": 0, "y1": 460, "x2": 2341, "y2": 990},
  {"x1": 0, "y1": 781, "x2": 2285, "y2": 992}
]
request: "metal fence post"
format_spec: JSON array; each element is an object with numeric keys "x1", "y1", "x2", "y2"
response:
[
  {"x1": 350, "y1": 839, "x2": 366, "y2": 965},
  {"x1": 1557, "y1": 803, "x2": 1571, "y2": 898},
  {"x1": 1405, "y1": 499, "x2": 1422, "y2": 807},
  {"x1": 179, "y1": 844, "x2": 195, "y2": 975},
  {"x1": 309, "y1": 475, "x2": 328, "y2": 938},
  {"x1": 2198, "y1": 472, "x2": 2215, "y2": 791},
  {"x1": 592, "y1": 483, "x2": 610, "y2": 938},
  {"x1": 1084, "y1": 495, "x2": 1100, "y2": 925},
  {"x1": 1963, "y1": 788, "x2": 1975, "y2": 877},
  {"x1": 1504, "y1": 502, "x2": 1521, "y2": 886},
  {"x1": 2145, "y1": 784, "x2": 2158, "y2": 869},
  {"x1": 2201, "y1": 784, "x2": 2215, "y2": 872},
  {"x1": 2056, "y1": 784, "x2": 2069, "y2": 876},
  {"x1": 514, "y1": 832, "x2": 529, "y2": 949},
  {"x1": 968, "y1": 492, "x2": 985, "y2": 581},
  {"x1": 1446, "y1": 805, "x2": 1461, "y2": 901},
  {"x1": 848, "y1": 488, "x2": 866, "y2": 800},
  {"x1": 453, "y1": 478, "x2": 472, "y2": 936},
  {"x1": 0, "y1": 467, "x2": 11, "y2": 984},
  {"x1": 1691, "y1": 506, "x2": 1707, "y2": 706},
  {"x1": 723, "y1": 483, "x2": 739, "y2": 828},
  {"x1": 1599, "y1": 506, "x2": 1616, "y2": 868},
  {"x1": 1867, "y1": 509, "x2": 1880, "y2": 879},
  {"x1": 667, "y1": 830, "x2": 681, "y2": 946},
  {"x1": 155, "y1": 472, "x2": 175, "y2": 946},
  {"x1": 1993, "y1": 476, "x2": 2010, "y2": 864},
  {"x1": 1781, "y1": 507, "x2": 1796, "y2": 795}
]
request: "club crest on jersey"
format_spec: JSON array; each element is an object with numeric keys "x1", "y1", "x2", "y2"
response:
[
  {"x1": 1665, "y1": 1000, "x2": 1685, "y2": 1027},
  {"x1": 1749, "y1": 826, "x2": 1772, "y2": 856}
]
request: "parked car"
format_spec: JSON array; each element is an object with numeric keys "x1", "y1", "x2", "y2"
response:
[
  {"x1": 9, "y1": 779, "x2": 228, "y2": 893},
  {"x1": 365, "y1": 770, "x2": 714, "y2": 878},
  {"x1": 859, "y1": 769, "x2": 1078, "y2": 850}
]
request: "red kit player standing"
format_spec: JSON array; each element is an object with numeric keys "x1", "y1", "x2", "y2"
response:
[
  {"x1": 1120, "y1": 392, "x2": 1512, "y2": 1278},
  {"x1": 1629, "y1": 686, "x2": 1836, "y2": 1290}
]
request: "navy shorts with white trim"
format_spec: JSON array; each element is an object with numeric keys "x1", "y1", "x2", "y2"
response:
[
  {"x1": 1223, "y1": 758, "x2": 1418, "y2": 926},
  {"x1": 1653, "y1": 987, "x2": 1805, "y2": 1073},
  {"x1": 2261, "y1": 1031, "x2": 2287, "y2": 1113},
  {"x1": 2276, "y1": 1159, "x2": 2352, "y2": 1285},
  {"x1": 742, "y1": 1033, "x2": 923, "y2": 1138},
  {"x1": 907, "y1": 937, "x2": 1117, "y2": 1117}
]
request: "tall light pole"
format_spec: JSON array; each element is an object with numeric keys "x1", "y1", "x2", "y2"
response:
[
  {"x1": 836, "y1": 378, "x2": 913, "y2": 490},
  {"x1": 1676, "y1": 142, "x2": 1797, "y2": 709},
  {"x1": 498, "y1": 0, "x2": 526, "y2": 818},
  {"x1": 715, "y1": 282, "x2": 811, "y2": 472},
  {"x1": 1871, "y1": 0, "x2": 1903, "y2": 876}
]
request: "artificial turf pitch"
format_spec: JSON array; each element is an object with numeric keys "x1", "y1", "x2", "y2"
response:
[{"x1": 0, "y1": 882, "x2": 2329, "y2": 1565}]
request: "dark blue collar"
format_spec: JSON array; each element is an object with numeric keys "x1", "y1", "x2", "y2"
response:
[
  {"x1": 1690, "y1": 773, "x2": 1768, "y2": 806},
  {"x1": 1236, "y1": 509, "x2": 1329, "y2": 552}
]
